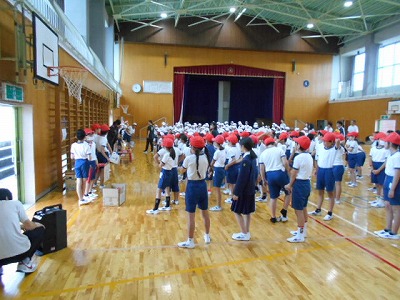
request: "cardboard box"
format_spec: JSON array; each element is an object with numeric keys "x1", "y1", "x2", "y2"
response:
[
  {"x1": 104, "y1": 163, "x2": 111, "y2": 183},
  {"x1": 103, "y1": 183, "x2": 126, "y2": 206},
  {"x1": 65, "y1": 171, "x2": 76, "y2": 191}
]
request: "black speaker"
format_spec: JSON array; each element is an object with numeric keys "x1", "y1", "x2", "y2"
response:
[{"x1": 32, "y1": 204, "x2": 67, "y2": 254}]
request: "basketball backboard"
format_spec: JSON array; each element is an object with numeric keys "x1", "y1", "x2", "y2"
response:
[{"x1": 33, "y1": 13, "x2": 59, "y2": 85}]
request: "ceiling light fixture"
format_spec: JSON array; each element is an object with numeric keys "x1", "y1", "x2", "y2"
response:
[
  {"x1": 229, "y1": 7, "x2": 236, "y2": 13},
  {"x1": 344, "y1": 1, "x2": 353, "y2": 7},
  {"x1": 160, "y1": 12, "x2": 167, "y2": 18},
  {"x1": 306, "y1": 23, "x2": 314, "y2": 29}
]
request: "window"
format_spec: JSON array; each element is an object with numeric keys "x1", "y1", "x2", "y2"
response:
[
  {"x1": 377, "y1": 42, "x2": 400, "y2": 88},
  {"x1": 352, "y1": 53, "x2": 365, "y2": 92}
]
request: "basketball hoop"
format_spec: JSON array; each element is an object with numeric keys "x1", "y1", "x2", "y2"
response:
[
  {"x1": 47, "y1": 66, "x2": 88, "y2": 103},
  {"x1": 386, "y1": 110, "x2": 395, "y2": 117},
  {"x1": 120, "y1": 104, "x2": 129, "y2": 114}
]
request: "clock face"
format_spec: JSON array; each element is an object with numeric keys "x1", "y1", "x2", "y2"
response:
[
  {"x1": 303, "y1": 80, "x2": 310, "y2": 87},
  {"x1": 132, "y1": 83, "x2": 142, "y2": 93}
]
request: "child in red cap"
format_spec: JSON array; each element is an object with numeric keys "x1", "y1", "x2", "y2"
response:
[
  {"x1": 224, "y1": 134, "x2": 241, "y2": 204},
  {"x1": 209, "y1": 135, "x2": 226, "y2": 211}
]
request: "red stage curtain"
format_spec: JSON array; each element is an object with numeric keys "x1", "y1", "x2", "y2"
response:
[{"x1": 173, "y1": 64, "x2": 285, "y2": 123}]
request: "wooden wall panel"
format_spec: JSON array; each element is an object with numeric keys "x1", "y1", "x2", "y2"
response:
[
  {"x1": 120, "y1": 43, "x2": 333, "y2": 134},
  {"x1": 328, "y1": 98, "x2": 400, "y2": 140}
]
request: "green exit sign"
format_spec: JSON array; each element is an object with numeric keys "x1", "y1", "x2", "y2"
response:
[
  {"x1": 1, "y1": 82, "x2": 24, "y2": 102},
  {"x1": 381, "y1": 115, "x2": 389, "y2": 120}
]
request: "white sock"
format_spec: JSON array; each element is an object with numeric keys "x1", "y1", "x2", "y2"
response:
[{"x1": 297, "y1": 227, "x2": 305, "y2": 239}]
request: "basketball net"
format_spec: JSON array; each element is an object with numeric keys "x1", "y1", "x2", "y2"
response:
[
  {"x1": 121, "y1": 104, "x2": 129, "y2": 114},
  {"x1": 48, "y1": 66, "x2": 88, "y2": 103}
]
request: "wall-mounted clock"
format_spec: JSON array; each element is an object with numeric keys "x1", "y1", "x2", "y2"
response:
[
  {"x1": 303, "y1": 80, "x2": 310, "y2": 87},
  {"x1": 132, "y1": 83, "x2": 142, "y2": 93}
]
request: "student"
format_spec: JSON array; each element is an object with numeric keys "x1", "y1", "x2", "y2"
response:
[
  {"x1": 224, "y1": 134, "x2": 241, "y2": 204},
  {"x1": 209, "y1": 135, "x2": 226, "y2": 211},
  {"x1": 332, "y1": 133, "x2": 346, "y2": 204},
  {"x1": 259, "y1": 137, "x2": 291, "y2": 223},
  {"x1": 146, "y1": 138, "x2": 176, "y2": 214},
  {"x1": 94, "y1": 124, "x2": 111, "y2": 189},
  {"x1": 284, "y1": 136, "x2": 313, "y2": 243},
  {"x1": 336, "y1": 121, "x2": 345, "y2": 136},
  {"x1": 347, "y1": 120, "x2": 359, "y2": 134},
  {"x1": 204, "y1": 133, "x2": 216, "y2": 195},
  {"x1": 369, "y1": 132, "x2": 389, "y2": 208},
  {"x1": 309, "y1": 132, "x2": 341, "y2": 220},
  {"x1": 0, "y1": 189, "x2": 45, "y2": 274},
  {"x1": 345, "y1": 132, "x2": 359, "y2": 187},
  {"x1": 70, "y1": 129, "x2": 92, "y2": 206},
  {"x1": 374, "y1": 132, "x2": 400, "y2": 240},
  {"x1": 178, "y1": 136, "x2": 211, "y2": 248},
  {"x1": 83, "y1": 128, "x2": 98, "y2": 201},
  {"x1": 231, "y1": 137, "x2": 258, "y2": 241},
  {"x1": 324, "y1": 122, "x2": 334, "y2": 132},
  {"x1": 356, "y1": 143, "x2": 366, "y2": 180},
  {"x1": 144, "y1": 120, "x2": 155, "y2": 153}
]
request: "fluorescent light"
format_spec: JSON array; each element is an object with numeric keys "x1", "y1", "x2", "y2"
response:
[
  {"x1": 160, "y1": 12, "x2": 167, "y2": 18},
  {"x1": 229, "y1": 7, "x2": 236, "y2": 13},
  {"x1": 306, "y1": 23, "x2": 314, "y2": 29},
  {"x1": 344, "y1": 1, "x2": 353, "y2": 7}
]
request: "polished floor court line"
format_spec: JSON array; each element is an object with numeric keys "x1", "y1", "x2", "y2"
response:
[{"x1": 1, "y1": 141, "x2": 400, "y2": 299}]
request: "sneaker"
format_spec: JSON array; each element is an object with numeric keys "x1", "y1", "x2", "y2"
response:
[
  {"x1": 161, "y1": 191, "x2": 166, "y2": 197},
  {"x1": 374, "y1": 229, "x2": 388, "y2": 236},
  {"x1": 290, "y1": 230, "x2": 307, "y2": 238},
  {"x1": 287, "y1": 235, "x2": 305, "y2": 243},
  {"x1": 256, "y1": 196, "x2": 268, "y2": 203},
  {"x1": 270, "y1": 217, "x2": 281, "y2": 223},
  {"x1": 204, "y1": 234, "x2": 211, "y2": 244},
  {"x1": 146, "y1": 209, "x2": 159, "y2": 215},
  {"x1": 173, "y1": 200, "x2": 179, "y2": 205},
  {"x1": 159, "y1": 206, "x2": 172, "y2": 211},
  {"x1": 385, "y1": 234, "x2": 400, "y2": 240},
  {"x1": 143, "y1": 151, "x2": 148, "y2": 154},
  {"x1": 323, "y1": 214, "x2": 333, "y2": 221},
  {"x1": 357, "y1": 175, "x2": 364, "y2": 179},
  {"x1": 99, "y1": 185, "x2": 105, "y2": 189},
  {"x1": 223, "y1": 189, "x2": 231, "y2": 195},
  {"x1": 349, "y1": 183, "x2": 358, "y2": 187},
  {"x1": 178, "y1": 239, "x2": 195, "y2": 248},
  {"x1": 88, "y1": 193, "x2": 98, "y2": 199},
  {"x1": 367, "y1": 187, "x2": 376, "y2": 191},
  {"x1": 179, "y1": 192, "x2": 186, "y2": 197},
  {"x1": 232, "y1": 232, "x2": 250, "y2": 241},
  {"x1": 371, "y1": 201, "x2": 385, "y2": 208},
  {"x1": 309, "y1": 210, "x2": 321, "y2": 216},
  {"x1": 368, "y1": 199, "x2": 378, "y2": 204},
  {"x1": 279, "y1": 216, "x2": 288, "y2": 222},
  {"x1": 335, "y1": 199, "x2": 341, "y2": 204},
  {"x1": 79, "y1": 198, "x2": 91, "y2": 206},
  {"x1": 208, "y1": 190, "x2": 212, "y2": 195},
  {"x1": 16, "y1": 257, "x2": 37, "y2": 274},
  {"x1": 210, "y1": 206, "x2": 222, "y2": 211},
  {"x1": 225, "y1": 198, "x2": 232, "y2": 204}
]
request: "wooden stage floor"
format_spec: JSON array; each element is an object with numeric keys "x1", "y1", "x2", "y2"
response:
[{"x1": 1, "y1": 141, "x2": 399, "y2": 299}]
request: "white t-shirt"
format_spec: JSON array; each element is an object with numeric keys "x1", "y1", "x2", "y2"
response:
[
  {"x1": 86, "y1": 141, "x2": 97, "y2": 162},
  {"x1": 293, "y1": 152, "x2": 313, "y2": 180},
  {"x1": 0, "y1": 200, "x2": 30, "y2": 260},
  {"x1": 308, "y1": 140, "x2": 316, "y2": 154},
  {"x1": 333, "y1": 146, "x2": 345, "y2": 166},
  {"x1": 384, "y1": 151, "x2": 400, "y2": 177},
  {"x1": 213, "y1": 148, "x2": 226, "y2": 167},
  {"x1": 347, "y1": 125, "x2": 359, "y2": 133},
  {"x1": 182, "y1": 153, "x2": 209, "y2": 180},
  {"x1": 161, "y1": 152, "x2": 174, "y2": 170},
  {"x1": 95, "y1": 135, "x2": 109, "y2": 154},
  {"x1": 277, "y1": 142, "x2": 287, "y2": 153},
  {"x1": 227, "y1": 145, "x2": 241, "y2": 164},
  {"x1": 259, "y1": 146, "x2": 286, "y2": 172},
  {"x1": 316, "y1": 146, "x2": 339, "y2": 168},
  {"x1": 70, "y1": 142, "x2": 91, "y2": 160},
  {"x1": 346, "y1": 140, "x2": 358, "y2": 154},
  {"x1": 370, "y1": 147, "x2": 389, "y2": 163}
]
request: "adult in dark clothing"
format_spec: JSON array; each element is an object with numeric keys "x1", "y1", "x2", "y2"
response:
[
  {"x1": 210, "y1": 121, "x2": 219, "y2": 137},
  {"x1": 107, "y1": 119, "x2": 121, "y2": 151},
  {"x1": 144, "y1": 120, "x2": 155, "y2": 153}
]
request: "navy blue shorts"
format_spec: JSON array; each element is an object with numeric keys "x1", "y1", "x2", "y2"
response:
[
  {"x1": 383, "y1": 175, "x2": 400, "y2": 205},
  {"x1": 371, "y1": 162, "x2": 385, "y2": 185},
  {"x1": 170, "y1": 167, "x2": 180, "y2": 192},
  {"x1": 285, "y1": 149, "x2": 290, "y2": 160},
  {"x1": 123, "y1": 132, "x2": 131, "y2": 143},
  {"x1": 87, "y1": 161, "x2": 97, "y2": 181},
  {"x1": 348, "y1": 153, "x2": 357, "y2": 169},
  {"x1": 75, "y1": 159, "x2": 89, "y2": 179},
  {"x1": 332, "y1": 165, "x2": 345, "y2": 182},
  {"x1": 185, "y1": 180, "x2": 208, "y2": 213},
  {"x1": 96, "y1": 150, "x2": 109, "y2": 164},
  {"x1": 266, "y1": 170, "x2": 289, "y2": 199},
  {"x1": 356, "y1": 152, "x2": 366, "y2": 167},
  {"x1": 316, "y1": 167, "x2": 335, "y2": 192},
  {"x1": 226, "y1": 163, "x2": 239, "y2": 184},
  {"x1": 213, "y1": 167, "x2": 225, "y2": 188},
  {"x1": 158, "y1": 169, "x2": 172, "y2": 190},
  {"x1": 292, "y1": 179, "x2": 311, "y2": 210}
]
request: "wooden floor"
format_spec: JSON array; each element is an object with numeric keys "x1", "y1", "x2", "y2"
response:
[{"x1": 1, "y1": 141, "x2": 399, "y2": 300}]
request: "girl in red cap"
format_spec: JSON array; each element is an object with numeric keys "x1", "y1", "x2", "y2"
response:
[
  {"x1": 209, "y1": 135, "x2": 226, "y2": 211},
  {"x1": 224, "y1": 134, "x2": 241, "y2": 204},
  {"x1": 146, "y1": 138, "x2": 176, "y2": 214},
  {"x1": 178, "y1": 136, "x2": 211, "y2": 248}
]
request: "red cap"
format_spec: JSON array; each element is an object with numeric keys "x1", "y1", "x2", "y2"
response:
[
  {"x1": 264, "y1": 137, "x2": 275, "y2": 146},
  {"x1": 289, "y1": 131, "x2": 300, "y2": 137},
  {"x1": 383, "y1": 132, "x2": 400, "y2": 145},
  {"x1": 162, "y1": 138, "x2": 174, "y2": 148},
  {"x1": 227, "y1": 134, "x2": 238, "y2": 144},
  {"x1": 374, "y1": 132, "x2": 387, "y2": 140},
  {"x1": 193, "y1": 132, "x2": 200, "y2": 137},
  {"x1": 100, "y1": 124, "x2": 110, "y2": 132},
  {"x1": 347, "y1": 132, "x2": 358, "y2": 137},
  {"x1": 84, "y1": 128, "x2": 94, "y2": 135},
  {"x1": 204, "y1": 133, "x2": 214, "y2": 142},
  {"x1": 164, "y1": 134, "x2": 175, "y2": 140},
  {"x1": 175, "y1": 133, "x2": 181, "y2": 139},
  {"x1": 249, "y1": 135, "x2": 259, "y2": 145},
  {"x1": 91, "y1": 123, "x2": 101, "y2": 131},
  {"x1": 279, "y1": 132, "x2": 289, "y2": 140},
  {"x1": 322, "y1": 132, "x2": 336, "y2": 142},
  {"x1": 190, "y1": 136, "x2": 205, "y2": 148},
  {"x1": 222, "y1": 132, "x2": 230, "y2": 138},
  {"x1": 240, "y1": 131, "x2": 250, "y2": 138},
  {"x1": 294, "y1": 136, "x2": 311, "y2": 150},
  {"x1": 212, "y1": 135, "x2": 225, "y2": 145},
  {"x1": 319, "y1": 130, "x2": 327, "y2": 136},
  {"x1": 256, "y1": 131, "x2": 265, "y2": 137},
  {"x1": 334, "y1": 132, "x2": 345, "y2": 141}
]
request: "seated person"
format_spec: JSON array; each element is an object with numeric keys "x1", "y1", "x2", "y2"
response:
[{"x1": 0, "y1": 188, "x2": 45, "y2": 275}]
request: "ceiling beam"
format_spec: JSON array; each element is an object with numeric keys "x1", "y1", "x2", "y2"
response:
[
  {"x1": 130, "y1": 18, "x2": 164, "y2": 32},
  {"x1": 376, "y1": 0, "x2": 400, "y2": 8},
  {"x1": 188, "y1": 13, "x2": 228, "y2": 27},
  {"x1": 295, "y1": 0, "x2": 328, "y2": 43},
  {"x1": 108, "y1": 0, "x2": 120, "y2": 32},
  {"x1": 357, "y1": 0, "x2": 369, "y2": 31}
]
